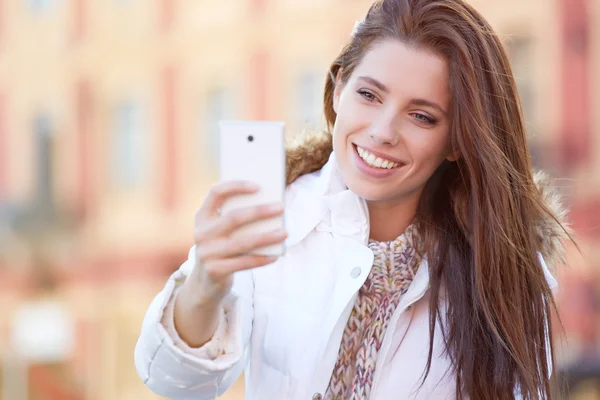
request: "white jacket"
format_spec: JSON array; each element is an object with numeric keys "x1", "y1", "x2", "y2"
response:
[{"x1": 135, "y1": 153, "x2": 559, "y2": 400}]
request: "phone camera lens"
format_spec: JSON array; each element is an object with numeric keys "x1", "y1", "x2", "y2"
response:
[{"x1": 248, "y1": 135, "x2": 254, "y2": 142}]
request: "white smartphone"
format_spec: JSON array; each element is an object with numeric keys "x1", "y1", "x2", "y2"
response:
[{"x1": 218, "y1": 120, "x2": 286, "y2": 257}]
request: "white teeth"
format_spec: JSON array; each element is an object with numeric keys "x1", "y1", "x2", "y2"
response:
[{"x1": 356, "y1": 146, "x2": 399, "y2": 169}]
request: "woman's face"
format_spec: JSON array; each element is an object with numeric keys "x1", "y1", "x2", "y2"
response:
[{"x1": 332, "y1": 39, "x2": 457, "y2": 205}]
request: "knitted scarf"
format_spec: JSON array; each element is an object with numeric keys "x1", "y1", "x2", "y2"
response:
[{"x1": 324, "y1": 224, "x2": 423, "y2": 399}]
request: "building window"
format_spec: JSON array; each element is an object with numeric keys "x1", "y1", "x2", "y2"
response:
[
  {"x1": 161, "y1": 66, "x2": 177, "y2": 210},
  {"x1": 112, "y1": 101, "x2": 146, "y2": 188},
  {"x1": 34, "y1": 114, "x2": 54, "y2": 206},
  {"x1": 295, "y1": 71, "x2": 323, "y2": 134},
  {"x1": 29, "y1": 0, "x2": 54, "y2": 13},
  {"x1": 506, "y1": 37, "x2": 534, "y2": 127},
  {"x1": 506, "y1": 37, "x2": 543, "y2": 167},
  {"x1": 202, "y1": 88, "x2": 235, "y2": 167}
]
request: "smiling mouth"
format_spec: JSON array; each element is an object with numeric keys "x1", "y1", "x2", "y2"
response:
[{"x1": 354, "y1": 145, "x2": 403, "y2": 169}]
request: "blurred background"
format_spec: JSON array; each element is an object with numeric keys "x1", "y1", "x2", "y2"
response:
[{"x1": 0, "y1": 0, "x2": 598, "y2": 399}]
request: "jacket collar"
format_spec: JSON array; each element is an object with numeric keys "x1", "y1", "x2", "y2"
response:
[{"x1": 285, "y1": 151, "x2": 370, "y2": 248}]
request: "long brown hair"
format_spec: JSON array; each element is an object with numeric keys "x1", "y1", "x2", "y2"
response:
[{"x1": 286, "y1": 0, "x2": 569, "y2": 398}]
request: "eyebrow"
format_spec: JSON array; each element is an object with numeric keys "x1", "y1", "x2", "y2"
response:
[
  {"x1": 410, "y1": 98, "x2": 448, "y2": 117},
  {"x1": 357, "y1": 75, "x2": 448, "y2": 117},
  {"x1": 357, "y1": 76, "x2": 390, "y2": 93}
]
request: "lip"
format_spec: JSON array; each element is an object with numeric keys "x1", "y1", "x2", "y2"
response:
[
  {"x1": 353, "y1": 144, "x2": 405, "y2": 164},
  {"x1": 351, "y1": 144, "x2": 405, "y2": 179}
]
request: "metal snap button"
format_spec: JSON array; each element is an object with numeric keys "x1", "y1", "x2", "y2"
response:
[
  {"x1": 312, "y1": 393, "x2": 323, "y2": 400},
  {"x1": 350, "y1": 266, "x2": 361, "y2": 278}
]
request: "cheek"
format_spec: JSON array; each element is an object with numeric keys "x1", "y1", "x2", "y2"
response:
[
  {"x1": 331, "y1": 122, "x2": 343, "y2": 150},
  {"x1": 331, "y1": 107, "x2": 354, "y2": 149},
  {"x1": 407, "y1": 132, "x2": 452, "y2": 169}
]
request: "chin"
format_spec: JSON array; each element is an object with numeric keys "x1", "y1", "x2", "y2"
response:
[{"x1": 345, "y1": 180, "x2": 388, "y2": 201}]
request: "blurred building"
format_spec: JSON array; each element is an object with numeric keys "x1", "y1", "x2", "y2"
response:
[{"x1": 0, "y1": 0, "x2": 598, "y2": 399}]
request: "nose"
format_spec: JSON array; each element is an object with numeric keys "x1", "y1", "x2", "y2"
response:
[{"x1": 369, "y1": 114, "x2": 400, "y2": 146}]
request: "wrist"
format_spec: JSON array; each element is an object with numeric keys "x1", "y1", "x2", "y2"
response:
[{"x1": 179, "y1": 277, "x2": 225, "y2": 310}]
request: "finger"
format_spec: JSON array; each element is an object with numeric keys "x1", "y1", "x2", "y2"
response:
[
  {"x1": 197, "y1": 229, "x2": 287, "y2": 261},
  {"x1": 197, "y1": 203, "x2": 284, "y2": 240},
  {"x1": 194, "y1": 203, "x2": 284, "y2": 242},
  {"x1": 197, "y1": 181, "x2": 260, "y2": 220},
  {"x1": 204, "y1": 255, "x2": 279, "y2": 281}
]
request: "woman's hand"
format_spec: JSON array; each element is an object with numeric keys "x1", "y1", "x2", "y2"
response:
[
  {"x1": 174, "y1": 181, "x2": 287, "y2": 347},
  {"x1": 189, "y1": 180, "x2": 287, "y2": 302}
]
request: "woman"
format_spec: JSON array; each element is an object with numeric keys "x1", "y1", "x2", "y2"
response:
[{"x1": 135, "y1": 0, "x2": 570, "y2": 398}]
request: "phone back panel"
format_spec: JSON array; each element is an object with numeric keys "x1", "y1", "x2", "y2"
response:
[{"x1": 219, "y1": 121, "x2": 286, "y2": 256}]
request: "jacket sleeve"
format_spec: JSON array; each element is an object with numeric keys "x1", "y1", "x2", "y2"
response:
[{"x1": 134, "y1": 246, "x2": 254, "y2": 400}]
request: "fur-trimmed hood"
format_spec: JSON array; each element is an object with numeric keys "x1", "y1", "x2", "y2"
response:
[{"x1": 533, "y1": 170, "x2": 571, "y2": 271}]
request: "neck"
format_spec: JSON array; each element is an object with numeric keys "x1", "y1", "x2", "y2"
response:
[{"x1": 367, "y1": 193, "x2": 420, "y2": 242}]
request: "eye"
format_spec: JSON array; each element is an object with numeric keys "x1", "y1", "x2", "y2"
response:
[
  {"x1": 357, "y1": 89, "x2": 378, "y2": 102},
  {"x1": 411, "y1": 113, "x2": 436, "y2": 125}
]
